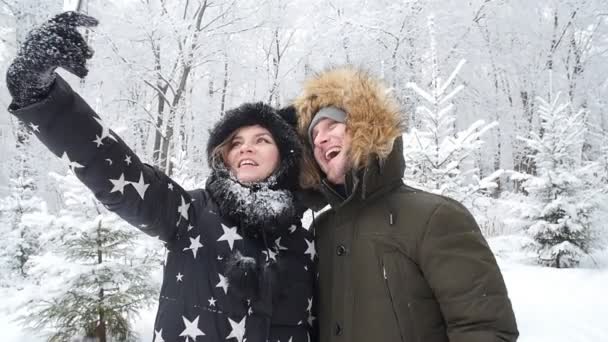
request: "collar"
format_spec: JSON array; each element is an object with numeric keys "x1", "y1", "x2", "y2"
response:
[{"x1": 206, "y1": 167, "x2": 300, "y2": 238}]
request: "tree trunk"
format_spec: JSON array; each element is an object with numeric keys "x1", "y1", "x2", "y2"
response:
[
  {"x1": 220, "y1": 54, "x2": 229, "y2": 116},
  {"x1": 152, "y1": 40, "x2": 169, "y2": 168},
  {"x1": 96, "y1": 221, "x2": 107, "y2": 342},
  {"x1": 268, "y1": 29, "x2": 281, "y2": 107}
]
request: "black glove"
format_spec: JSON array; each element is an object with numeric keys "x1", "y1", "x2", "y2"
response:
[{"x1": 6, "y1": 11, "x2": 98, "y2": 108}]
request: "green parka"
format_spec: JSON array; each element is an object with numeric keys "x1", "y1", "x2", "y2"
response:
[{"x1": 293, "y1": 67, "x2": 519, "y2": 342}]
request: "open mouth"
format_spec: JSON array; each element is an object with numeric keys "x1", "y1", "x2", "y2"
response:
[
  {"x1": 239, "y1": 159, "x2": 258, "y2": 168},
  {"x1": 325, "y1": 147, "x2": 342, "y2": 161}
]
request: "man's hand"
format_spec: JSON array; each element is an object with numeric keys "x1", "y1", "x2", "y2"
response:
[{"x1": 6, "y1": 11, "x2": 98, "y2": 108}]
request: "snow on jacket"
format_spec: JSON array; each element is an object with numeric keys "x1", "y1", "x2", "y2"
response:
[
  {"x1": 293, "y1": 67, "x2": 518, "y2": 342},
  {"x1": 8, "y1": 76, "x2": 317, "y2": 342}
]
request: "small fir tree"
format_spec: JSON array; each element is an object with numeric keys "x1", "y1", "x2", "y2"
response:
[
  {"x1": 403, "y1": 17, "x2": 499, "y2": 203},
  {"x1": 515, "y1": 91, "x2": 599, "y2": 268},
  {"x1": 0, "y1": 126, "x2": 49, "y2": 287},
  {"x1": 20, "y1": 172, "x2": 159, "y2": 342}
]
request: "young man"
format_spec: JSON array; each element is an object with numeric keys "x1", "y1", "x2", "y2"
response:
[{"x1": 294, "y1": 67, "x2": 518, "y2": 342}]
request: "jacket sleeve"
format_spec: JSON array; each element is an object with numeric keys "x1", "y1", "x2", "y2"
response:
[
  {"x1": 8, "y1": 75, "x2": 193, "y2": 243},
  {"x1": 418, "y1": 199, "x2": 519, "y2": 342}
]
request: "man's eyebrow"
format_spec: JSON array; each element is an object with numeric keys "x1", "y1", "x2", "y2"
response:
[{"x1": 312, "y1": 121, "x2": 329, "y2": 137}]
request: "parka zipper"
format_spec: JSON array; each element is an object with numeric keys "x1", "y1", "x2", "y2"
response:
[
  {"x1": 382, "y1": 258, "x2": 419, "y2": 342},
  {"x1": 381, "y1": 261, "x2": 407, "y2": 342}
]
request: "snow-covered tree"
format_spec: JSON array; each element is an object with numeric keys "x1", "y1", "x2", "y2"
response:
[
  {"x1": 0, "y1": 129, "x2": 50, "y2": 286},
  {"x1": 514, "y1": 91, "x2": 599, "y2": 268},
  {"x1": 403, "y1": 16, "x2": 499, "y2": 203},
  {"x1": 0, "y1": 175, "x2": 49, "y2": 287},
  {"x1": 19, "y1": 172, "x2": 160, "y2": 342}
]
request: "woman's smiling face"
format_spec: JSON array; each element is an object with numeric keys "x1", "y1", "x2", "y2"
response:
[{"x1": 225, "y1": 125, "x2": 280, "y2": 183}]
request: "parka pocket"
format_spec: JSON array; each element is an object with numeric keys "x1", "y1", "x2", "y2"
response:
[{"x1": 382, "y1": 253, "x2": 417, "y2": 342}]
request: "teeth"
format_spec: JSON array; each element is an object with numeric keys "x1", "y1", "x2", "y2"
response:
[{"x1": 239, "y1": 159, "x2": 257, "y2": 167}]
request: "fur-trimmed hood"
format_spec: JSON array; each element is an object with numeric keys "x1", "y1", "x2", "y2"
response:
[
  {"x1": 293, "y1": 66, "x2": 406, "y2": 191},
  {"x1": 206, "y1": 102, "x2": 301, "y2": 192}
]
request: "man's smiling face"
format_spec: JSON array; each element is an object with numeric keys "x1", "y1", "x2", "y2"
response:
[{"x1": 311, "y1": 118, "x2": 351, "y2": 185}]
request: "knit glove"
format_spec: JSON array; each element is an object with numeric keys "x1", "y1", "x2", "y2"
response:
[{"x1": 6, "y1": 11, "x2": 98, "y2": 108}]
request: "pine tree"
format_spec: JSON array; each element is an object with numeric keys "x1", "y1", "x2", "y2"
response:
[
  {"x1": 0, "y1": 130, "x2": 49, "y2": 287},
  {"x1": 19, "y1": 172, "x2": 160, "y2": 342},
  {"x1": 403, "y1": 16, "x2": 499, "y2": 203},
  {"x1": 0, "y1": 177, "x2": 49, "y2": 286},
  {"x1": 516, "y1": 91, "x2": 599, "y2": 268}
]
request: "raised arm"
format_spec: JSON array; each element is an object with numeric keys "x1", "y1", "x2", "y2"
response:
[{"x1": 6, "y1": 12, "x2": 195, "y2": 242}]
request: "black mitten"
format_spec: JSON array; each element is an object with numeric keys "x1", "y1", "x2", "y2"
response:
[
  {"x1": 225, "y1": 251, "x2": 260, "y2": 300},
  {"x1": 6, "y1": 11, "x2": 98, "y2": 108}
]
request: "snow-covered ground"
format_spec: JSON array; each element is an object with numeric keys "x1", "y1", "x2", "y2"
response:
[
  {"x1": 2, "y1": 235, "x2": 607, "y2": 341},
  {"x1": 502, "y1": 260, "x2": 608, "y2": 342},
  {"x1": 491, "y1": 236, "x2": 608, "y2": 342}
]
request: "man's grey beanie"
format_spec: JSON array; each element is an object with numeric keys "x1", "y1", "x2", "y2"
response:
[{"x1": 308, "y1": 106, "x2": 347, "y2": 145}]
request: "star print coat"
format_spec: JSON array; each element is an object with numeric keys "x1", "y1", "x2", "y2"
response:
[{"x1": 8, "y1": 76, "x2": 317, "y2": 342}]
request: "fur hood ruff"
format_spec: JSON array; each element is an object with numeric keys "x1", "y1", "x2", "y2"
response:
[{"x1": 293, "y1": 66, "x2": 406, "y2": 189}]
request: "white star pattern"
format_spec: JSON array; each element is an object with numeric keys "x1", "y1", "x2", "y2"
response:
[
  {"x1": 93, "y1": 135, "x2": 104, "y2": 147},
  {"x1": 217, "y1": 224, "x2": 242, "y2": 251},
  {"x1": 40, "y1": 98, "x2": 320, "y2": 340},
  {"x1": 275, "y1": 237, "x2": 288, "y2": 251},
  {"x1": 183, "y1": 235, "x2": 203, "y2": 259},
  {"x1": 93, "y1": 117, "x2": 118, "y2": 143},
  {"x1": 304, "y1": 239, "x2": 316, "y2": 261},
  {"x1": 177, "y1": 196, "x2": 190, "y2": 220},
  {"x1": 216, "y1": 273, "x2": 229, "y2": 294},
  {"x1": 29, "y1": 122, "x2": 40, "y2": 133},
  {"x1": 154, "y1": 329, "x2": 165, "y2": 342},
  {"x1": 307, "y1": 312, "x2": 316, "y2": 327},
  {"x1": 129, "y1": 172, "x2": 149, "y2": 200},
  {"x1": 61, "y1": 152, "x2": 84, "y2": 173},
  {"x1": 226, "y1": 316, "x2": 246, "y2": 342},
  {"x1": 262, "y1": 249, "x2": 277, "y2": 262},
  {"x1": 179, "y1": 315, "x2": 205, "y2": 340},
  {"x1": 109, "y1": 173, "x2": 128, "y2": 194}
]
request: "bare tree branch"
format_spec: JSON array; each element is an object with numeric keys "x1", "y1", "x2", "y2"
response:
[{"x1": 142, "y1": 80, "x2": 173, "y2": 108}]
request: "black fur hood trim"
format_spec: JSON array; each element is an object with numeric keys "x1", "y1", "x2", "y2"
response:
[{"x1": 206, "y1": 103, "x2": 301, "y2": 192}]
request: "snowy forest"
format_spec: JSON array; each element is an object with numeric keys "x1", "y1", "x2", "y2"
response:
[{"x1": 1, "y1": 0, "x2": 608, "y2": 341}]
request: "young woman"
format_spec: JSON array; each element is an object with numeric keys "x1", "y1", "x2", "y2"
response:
[{"x1": 6, "y1": 12, "x2": 316, "y2": 342}]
